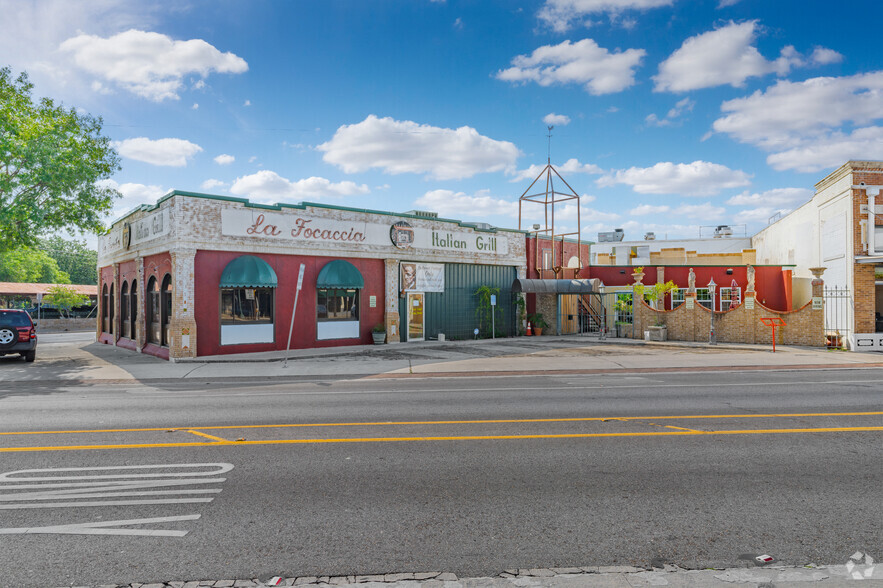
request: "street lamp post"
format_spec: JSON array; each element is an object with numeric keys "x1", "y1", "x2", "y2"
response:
[{"x1": 708, "y1": 277, "x2": 717, "y2": 345}]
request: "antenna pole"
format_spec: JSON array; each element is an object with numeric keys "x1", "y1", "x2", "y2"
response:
[{"x1": 547, "y1": 126, "x2": 553, "y2": 164}]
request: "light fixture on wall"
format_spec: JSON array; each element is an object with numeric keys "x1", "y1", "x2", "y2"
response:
[{"x1": 726, "y1": 268, "x2": 733, "y2": 275}]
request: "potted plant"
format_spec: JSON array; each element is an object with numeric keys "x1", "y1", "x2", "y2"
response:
[
  {"x1": 371, "y1": 323, "x2": 386, "y2": 345},
  {"x1": 527, "y1": 312, "x2": 548, "y2": 336}
]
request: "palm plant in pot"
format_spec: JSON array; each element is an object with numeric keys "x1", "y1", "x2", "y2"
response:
[{"x1": 527, "y1": 312, "x2": 548, "y2": 335}]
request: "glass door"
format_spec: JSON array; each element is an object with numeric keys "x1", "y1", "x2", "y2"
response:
[{"x1": 407, "y1": 292, "x2": 425, "y2": 341}]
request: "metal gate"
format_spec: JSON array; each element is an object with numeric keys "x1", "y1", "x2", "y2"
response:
[
  {"x1": 568, "y1": 292, "x2": 631, "y2": 338},
  {"x1": 823, "y1": 285, "x2": 851, "y2": 349}
]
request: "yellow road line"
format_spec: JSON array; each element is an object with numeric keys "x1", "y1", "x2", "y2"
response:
[
  {"x1": 1, "y1": 412, "x2": 881, "y2": 436},
  {"x1": 186, "y1": 430, "x2": 230, "y2": 443},
  {"x1": 0, "y1": 426, "x2": 880, "y2": 453}
]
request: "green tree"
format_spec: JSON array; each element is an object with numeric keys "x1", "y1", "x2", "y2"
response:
[
  {"x1": 40, "y1": 236, "x2": 98, "y2": 284},
  {"x1": 0, "y1": 247, "x2": 70, "y2": 283},
  {"x1": 0, "y1": 67, "x2": 120, "y2": 252},
  {"x1": 44, "y1": 284, "x2": 88, "y2": 317}
]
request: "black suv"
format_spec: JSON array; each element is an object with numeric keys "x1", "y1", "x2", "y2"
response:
[{"x1": 0, "y1": 309, "x2": 37, "y2": 362}]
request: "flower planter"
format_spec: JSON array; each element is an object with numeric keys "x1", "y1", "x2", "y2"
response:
[
  {"x1": 372, "y1": 331, "x2": 386, "y2": 345},
  {"x1": 645, "y1": 325, "x2": 667, "y2": 341},
  {"x1": 533, "y1": 327, "x2": 543, "y2": 336}
]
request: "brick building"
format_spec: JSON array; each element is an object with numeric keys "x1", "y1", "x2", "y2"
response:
[
  {"x1": 96, "y1": 191, "x2": 526, "y2": 360},
  {"x1": 752, "y1": 160, "x2": 883, "y2": 350}
]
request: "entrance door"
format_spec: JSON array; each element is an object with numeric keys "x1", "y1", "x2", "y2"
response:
[{"x1": 407, "y1": 292, "x2": 425, "y2": 341}]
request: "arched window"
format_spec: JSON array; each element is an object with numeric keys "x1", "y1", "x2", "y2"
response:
[
  {"x1": 121, "y1": 282, "x2": 130, "y2": 339},
  {"x1": 161, "y1": 274, "x2": 172, "y2": 347},
  {"x1": 101, "y1": 284, "x2": 109, "y2": 333},
  {"x1": 130, "y1": 279, "x2": 137, "y2": 341},
  {"x1": 146, "y1": 277, "x2": 160, "y2": 344},
  {"x1": 219, "y1": 256, "x2": 277, "y2": 345},
  {"x1": 109, "y1": 284, "x2": 115, "y2": 336},
  {"x1": 316, "y1": 260, "x2": 364, "y2": 340}
]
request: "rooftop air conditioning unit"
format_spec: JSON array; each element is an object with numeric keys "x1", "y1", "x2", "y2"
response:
[
  {"x1": 714, "y1": 225, "x2": 733, "y2": 238},
  {"x1": 598, "y1": 228, "x2": 625, "y2": 242},
  {"x1": 644, "y1": 232, "x2": 656, "y2": 241},
  {"x1": 405, "y1": 210, "x2": 439, "y2": 218}
]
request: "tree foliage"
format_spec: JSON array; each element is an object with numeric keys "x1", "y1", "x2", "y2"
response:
[
  {"x1": 40, "y1": 235, "x2": 97, "y2": 284},
  {"x1": 0, "y1": 66, "x2": 121, "y2": 251},
  {"x1": 44, "y1": 284, "x2": 89, "y2": 317},
  {"x1": 0, "y1": 247, "x2": 70, "y2": 283}
]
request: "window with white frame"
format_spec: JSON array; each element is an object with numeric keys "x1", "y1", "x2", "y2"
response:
[{"x1": 719, "y1": 287, "x2": 742, "y2": 311}]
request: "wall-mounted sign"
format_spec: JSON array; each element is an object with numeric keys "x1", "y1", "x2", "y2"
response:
[
  {"x1": 812, "y1": 297, "x2": 823, "y2": 310},
  {"x1": 369, "y1": 295, "x2": 377, "y2": 308},
  {"x1": 401, "y1": 262, "x2": 444, "y2": 293},
  {"x1": 685, "y1": 297, "x2": 694, "y2": 309},
  {"x1": 122, "y1": 222, "x2": 132, "y2": 250},
  {"x1": 100, "y1": 209, "x2": 170, "y2": 256},
  {"x1": 745, "y1": 297, "x2": 755, "y2": 309},
  {"x1": 221, "y1": 209, "x2": 510, "y2": 256},
  {"x1": 390, "y1": 221, "x2": 414, "y2": 249}
]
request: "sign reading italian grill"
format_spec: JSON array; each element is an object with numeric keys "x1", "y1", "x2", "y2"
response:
[{"x1": 221, "y1": 209, "x2": 508, "y2": 255}]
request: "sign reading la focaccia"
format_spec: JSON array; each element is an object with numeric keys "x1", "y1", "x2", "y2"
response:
[{"x1": 221, "y1": 209, "x2": 508, "y2": 255}]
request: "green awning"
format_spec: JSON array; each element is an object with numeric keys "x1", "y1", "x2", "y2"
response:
[
  {"x1": 317, "y1": 260, "x2": 364, "y2": 288},
  {"x1": 220, "y1": 255, "x2": 278, "y2": 288}
]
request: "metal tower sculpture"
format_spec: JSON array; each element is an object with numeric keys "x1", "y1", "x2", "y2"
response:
[{"x1": 517, "y1": 126, "x2": 582, "y2": 277}]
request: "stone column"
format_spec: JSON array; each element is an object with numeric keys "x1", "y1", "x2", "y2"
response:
[
  {"x1": 136, "y1": 257, "x2": 146, "y2": 350},
  {"x1": 384, "y1": 259, "x2": 401, "y2": 344},
  {"x1": 169, "y1": 248, "x2": 197, "y2": 360}
]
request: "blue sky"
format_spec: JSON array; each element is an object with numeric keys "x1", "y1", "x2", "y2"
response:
[{"x1": 4, "y1": 0, "x2": 883, "y2": 247}]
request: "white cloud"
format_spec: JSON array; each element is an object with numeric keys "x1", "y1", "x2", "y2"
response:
[
  {"x1": 543, "y1": 113, "x2": 571, "y2": 126},
  {"x1": 672, "y1": 202, "x2": 726, "y2": 221},
  {"x1": 597, "y1": 161, "x2": 751, "y2": 196},
  {"x1": 629, "y1": 204, "x2": 671, "y2": 215},
  {"x1": 538, "y1": 0, "x2": 674, "y2": 32},
  {"x1": 98, "y1": 179, "x2": 167, "y2": 218},
  {"x1": 214, "y1": 154, "x2": 235, "y2": 166},
  {"x1": 733, "y1": 206, "x2": 791, "y2": 224},
  {"x1": 416, "y1": 190, "x2": 519, "y2": 219},
  {"x1": 765, "y1": 127, "x2": 883, "y2": 172},
  {"x1": 726, "y1": 187, "x2": 812, "y2": 206},
  {"x1": 230, "y1": 170, "x2": 370, "y2": 203},
  {"x1": 192, "y1": 103, "x2": 199, "y2": 110},
  {"x1": 200, "y1": 179, "x2": 226, "y2": 192},
  {"x1": 712, "y1": 72, "x2": 883, "y2": 171},
  {"x1": 59, "y1": 29, "x2": 248, "y2": 101},
  {"x1": 511, "y1": 158, "x2": 604, "y2": 182},
  {"x1": 654, "y1": 21, "x2": 835, "y2": 92},
  {"x1": 496, "y1": 39, "x2": 645, "y2": 95},
  {"x1": 317, "y1": 115, "x2": 520, "y2": 180},
  {"x1": 114, "y1": 137, "x2": 203, "y2": 167},
  {"x1": 810, "y1": 47, "x2": 844, "y2": 65},
  {"x1": 718, "y1": 0, "x2": 742, "y2": 6},
  {"x1": 243, "y1": 99, "x2": 251, "y2": 107},
  {"x1": 646, "y1": 97, "x2": 695, "y2": 127}
]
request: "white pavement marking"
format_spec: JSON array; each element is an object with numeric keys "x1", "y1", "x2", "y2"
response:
[
  {"x1": 0, "y1": 463, "x2": 232, "y2": 536},
  {"x1": 0, "y1": 515, "x2": 201, "y2": 537}
]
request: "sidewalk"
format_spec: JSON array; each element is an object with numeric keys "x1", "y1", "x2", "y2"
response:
[
  {"x1": 58, "y1": 562, "x2": 881, "y2": 588},
  {"x1": 14, "y1": 331, "x2": 883, "y2": 384}
]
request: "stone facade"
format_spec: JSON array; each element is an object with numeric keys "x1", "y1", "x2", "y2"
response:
[{"x1": 97, "y1": 191, "x2": 526, "y2": 360}]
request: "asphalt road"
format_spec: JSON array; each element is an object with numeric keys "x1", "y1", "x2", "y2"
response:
[{"x1": 0, "y1": 355, "x2": 881, "y2": 587}]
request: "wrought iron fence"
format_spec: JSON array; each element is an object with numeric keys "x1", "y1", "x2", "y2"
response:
[{"x1": 823, "y1": 285, "x2": 851, "y2": 350}]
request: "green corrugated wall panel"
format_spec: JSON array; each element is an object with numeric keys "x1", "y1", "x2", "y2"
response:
[{"x1": 398, "y1": 263, "x2": 517, "y2": 341}]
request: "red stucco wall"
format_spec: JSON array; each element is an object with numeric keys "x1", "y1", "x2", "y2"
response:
[{"x1": 194, "y1": 250, "x2": 386, "y2": 357}]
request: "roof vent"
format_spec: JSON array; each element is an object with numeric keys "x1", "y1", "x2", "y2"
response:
[
  {"x1": 713, "y1": 225, "x2": 733, "y2": 238},
  {"x1": 405, "y1": 210, "x2": 438, "y2": 218},
  {"x1": 473, "y1": 222, "x2": 493, "y2": 230}
]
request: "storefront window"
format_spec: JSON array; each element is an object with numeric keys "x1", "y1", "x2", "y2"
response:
[
  {"x1": 121, "y1": 282, "x2": 130, "y2": 339},
  {"x1": 109, "y1": 284, "x2": 115, "y2": 336},
  {"x1": 161, "y1": 274, "x2": 172, "y2": 347},
  {"x1": 220, "y1": 288, "x2": 274, "y2": 324},
  {"x1": 147, "y1": 277, "x2": 160, "y2": 344},
  {"x1": 317, "y1": 289, "x2": 359, "y2": 321}
]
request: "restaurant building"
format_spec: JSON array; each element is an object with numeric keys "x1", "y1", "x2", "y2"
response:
[{"x1": 96, "y1": 191, "x2": 526, "y2": 360}]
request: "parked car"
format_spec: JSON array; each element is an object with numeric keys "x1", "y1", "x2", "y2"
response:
[{"x1": 0, "y1": 309, "x2": 37, "y2": 362}]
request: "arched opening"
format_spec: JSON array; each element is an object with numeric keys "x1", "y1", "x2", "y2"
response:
[
  {"x1": 109, "y1": 283, "x2": 115, "y2": 336},
  {"x1": 161, "y1": 274, "x2": 172, "y2": 347},
  {"x1": 146, "y1": 276, "x2": 160, "y2": 345},
  {"x1": 130, "y1": 279, "x2": 137, "y2": 341},
  {"x1": 101, "y1": 284, "x2": 109, "y2": 333},
  {"x1": 121, "y1": 281, "x2": 130, "y2": 339}
]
